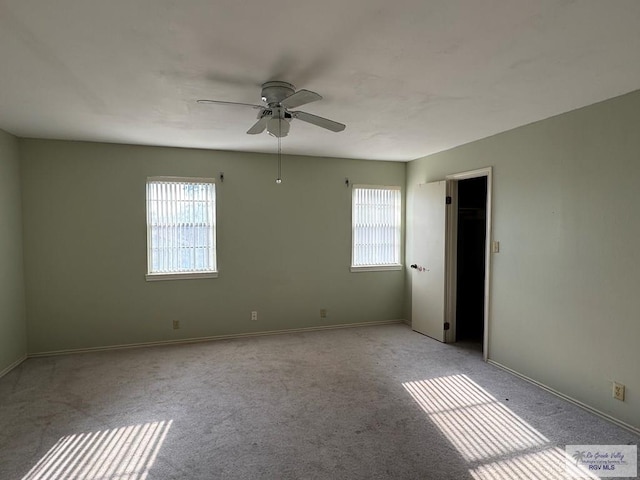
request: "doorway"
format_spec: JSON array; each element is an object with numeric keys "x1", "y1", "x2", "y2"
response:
[
  {"x1": 445, "y1": 167, "x2": 492, "y2": 359},
  {"x1": 454, "y1": 177, "x2": 487, "y2": 345},
  {"x1": 410, "y1": 167, "x2": 492, "y2": 359}
]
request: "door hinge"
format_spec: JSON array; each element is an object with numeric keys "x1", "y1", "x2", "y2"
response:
[
  {"x1": 444, "y1": 322, "x2": 450, "y2": 331},
  {"x1": 446, "y1": 196, "x2": 452, "y2": 205}
]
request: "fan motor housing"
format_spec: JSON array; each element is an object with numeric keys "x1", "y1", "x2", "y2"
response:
[{"x1": 261, "y1": 81, "x2": 295, "y2": 106}]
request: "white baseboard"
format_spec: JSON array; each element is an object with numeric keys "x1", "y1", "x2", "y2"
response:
[
  {"x1": 487, "y1": 359, "x2": 640, "y2": 436},
  {"x1": 28, "y1": 319, "x2": 405, "y2": 358},
  {"x1": 0, "y1": 354, "x2": 27, "y2": 379}
]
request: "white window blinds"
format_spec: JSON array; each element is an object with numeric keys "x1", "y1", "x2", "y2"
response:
[
  {"x1": 146, "y1": 177, "x2": 216, "y2": 277},
  {"x1": 352, "y1": 185, "x2": 402, "y2": 268}
]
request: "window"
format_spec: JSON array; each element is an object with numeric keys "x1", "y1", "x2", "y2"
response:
[
  {"x1": 146, "y1": 177, "x2": 217, "y2": 280},
  {"x1": 351, "y1": 185, "x2": 402, "y2": 271}
]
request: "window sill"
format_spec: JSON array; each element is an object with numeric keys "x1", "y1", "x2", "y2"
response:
[
  {"x1": 145, "y1": 272, "x2": 218, "y2": 281},
  {"x1": 350, "y1": 264, "x2": 403, "y2": 273}
]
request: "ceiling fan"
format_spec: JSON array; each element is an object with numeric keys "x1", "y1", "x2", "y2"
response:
[{"x1": 197, "y1": 81, "x2": 346, "y2": 138}]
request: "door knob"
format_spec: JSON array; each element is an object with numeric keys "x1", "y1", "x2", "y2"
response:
[{"x1": 410, "y1": 264, "x2": 418, "y2": 269}]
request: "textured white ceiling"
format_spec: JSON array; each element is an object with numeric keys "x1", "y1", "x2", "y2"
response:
[{"x1": 1, "y1": 0, "x2": 639, "y2": 161}]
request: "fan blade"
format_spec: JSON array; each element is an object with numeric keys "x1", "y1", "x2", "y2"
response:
[
  {"x1": 197, "y1": 99, "x2": 263, "y2": 109},
  {"x1": 292, "y1": 111, "x2": 346, "y2": 132},
  {"x1": 280, "y1": 90, "x2": 322, "y2": 109},
  {"x1": 247, "y1": 116, "x2": 269, "y2": 134}
]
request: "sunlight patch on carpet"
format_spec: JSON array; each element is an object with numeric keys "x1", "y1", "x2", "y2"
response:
[
  {"x1": 403, "y1": 375, "x2": 596, "y2": 479},
  {"x1": 469, "y1": 446, "x2": 598, "y2": 480},
  {"x1": 21, "y1": 420, "x2": 172, "y2": 480}
]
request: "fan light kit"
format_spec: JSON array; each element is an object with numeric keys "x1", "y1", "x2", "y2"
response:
[{"x1": 198, "y1": 81, "x2": 346, "y2": 183}]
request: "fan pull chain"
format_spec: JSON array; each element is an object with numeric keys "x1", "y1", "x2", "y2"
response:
[{"x1": 276, "y1": 121, "x2": 282, "y2": 184}]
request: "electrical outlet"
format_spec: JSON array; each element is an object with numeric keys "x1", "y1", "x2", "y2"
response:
[
  {"x1": 251, "y1": 311, "x2": 258, "y2": 321},
  {"x1": 320, "y1": 309, "x2": 327, "y2": 318},
  {"x1": 173, "y1": 320, "x2": 180, "y2": 330},
  {"x1": 613, "y1": 382, "x2": 625, "y2": 401}
]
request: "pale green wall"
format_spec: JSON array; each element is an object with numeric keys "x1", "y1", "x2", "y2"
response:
[
  {"x1": 406, "y1": 89, "x2": 640, "y2": 429},
  {"x1": 0, "y1": 129, "x2": 27, "y2": 373},
  {"x1": 19, "y1": 139, "x2": 405, "y2": 353}
]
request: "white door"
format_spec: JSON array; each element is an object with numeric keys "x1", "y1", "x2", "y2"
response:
[{"x1": 411, "y1": 181, "x2": 447, "y2": 342}]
